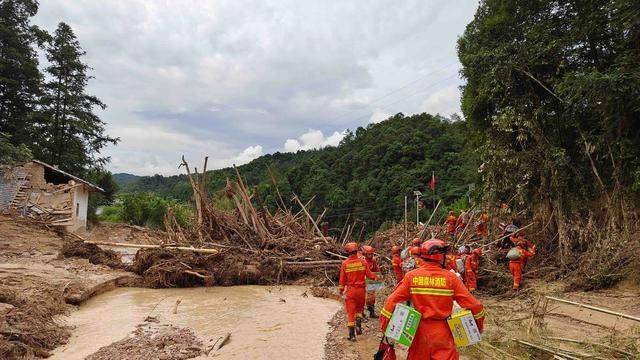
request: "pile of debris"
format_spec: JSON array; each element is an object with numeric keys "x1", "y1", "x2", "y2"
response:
[{"x1": 132, "y1": 157, "x2": 343, "y2": 287}]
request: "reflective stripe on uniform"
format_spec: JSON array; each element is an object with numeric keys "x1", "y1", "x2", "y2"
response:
[
  {"x1": 409, "y1": 287, "x2": 454, "y2": 296},
  {"x1": 380, "y1": 308, "x2": 393, "y2": 319},
  {"x1": 345, "y1": 265, "x2": 365, "y2": 273},
  {"x1": 473, "y1": 309, "x2": 485, "y2": 319}
]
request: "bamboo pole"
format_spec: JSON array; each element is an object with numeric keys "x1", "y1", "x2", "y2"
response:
[
  {"x1": 418, "y1": 199, "x2": 441, "y2": 240},
  {"x1": 293, "y1": 195, "x2": 328, "y2": 244},
  {"x1": 545, "y1": 296, "x2": 640, "y2": 322},
  {"x1": 83, "y1": 240, "x2": 219, "y2": 254}
]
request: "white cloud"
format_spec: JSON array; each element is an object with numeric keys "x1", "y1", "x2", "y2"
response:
[
  {"x1": 369, "y1": 108, "x2": 392, "y2": 124},
  {"x1": 418, "y1": 85, "x2": 461, "y2": 117},
  {"x1": 283, "y1": 129, "x2": 346, "y2": 152},
  {"x1": 234, "y1": 145, "x2": 263, "y2": 164},
  {"x1": 33, "y1": 1, "x2": 478, "y2": 174}
]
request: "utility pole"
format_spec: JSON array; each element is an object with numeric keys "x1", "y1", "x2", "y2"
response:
[{"x1": 413, "y1": 190, "x2": 422, "y2": 225}]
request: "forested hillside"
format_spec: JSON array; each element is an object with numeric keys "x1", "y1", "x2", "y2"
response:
[{"x1": 118, "y1": 113, "x2": 477, "y2": 232}]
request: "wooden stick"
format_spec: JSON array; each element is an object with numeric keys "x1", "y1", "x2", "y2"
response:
[
  {"x1": 512, "y1": 339, "x2": 580, "y2": 360},
  {"x1": 83, "y1": 240, "x2": 219, "y2": 254},
  {"x1": 293, "y1": 195, "x2": 328, "y2": 244},
  {"x1": 541, "y1": 336, "x2": 634, "y2": 357},
  {"x1": 419, "y1": 199, "x2": 441, "y2": 240},
  {"x1": 479, "y1": 223, "x2": 534, "y2": 249},
  {"x1": 325, "y1": 250, "x2": 347, "y2": 259},
  {"x1": 545, "y1": 296, "x2": 640, "y2": 322}
]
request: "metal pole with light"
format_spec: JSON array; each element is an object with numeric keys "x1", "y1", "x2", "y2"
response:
[{"x1": 413, "y1": 190, "x2": 422, "y2": 225}]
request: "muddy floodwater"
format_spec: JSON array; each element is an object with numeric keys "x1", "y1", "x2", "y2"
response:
[{"x1": 51, "y1": 286, "x2": 340, "y2": 360}]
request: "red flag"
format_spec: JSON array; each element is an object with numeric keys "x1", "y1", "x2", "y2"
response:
[{"x1": 429, "y1": 171, "x2": 436, "y2": 191}]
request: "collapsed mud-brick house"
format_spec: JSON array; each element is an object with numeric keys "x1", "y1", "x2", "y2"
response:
[{"x1": 0, "y1": 160, "x2": 104, "y2": 232}]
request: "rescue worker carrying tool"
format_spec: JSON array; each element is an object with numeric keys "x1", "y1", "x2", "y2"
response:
[
  {"x1": 402, "y1": 238, "x2": 422, "y2": 273},
  {"x1": 362, "y1": 245, "x2": 381, "y2": 318},
  {"x1": 391, "y1": 245, "x2": 404, "y2": 283},
  {"x1": 339, "y1": 242, "x2": 379, "y2": 341},
  {"x1": 507, "y1": 234, "x2": 536, "y2": 291},
  {"x1": 379, "y1": 239, "x2": 485, "y2": 360}
]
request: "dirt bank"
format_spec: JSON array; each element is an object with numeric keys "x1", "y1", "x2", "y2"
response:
[{"x1": 0, "y1": 217, "x2": 139, "y2": 358}]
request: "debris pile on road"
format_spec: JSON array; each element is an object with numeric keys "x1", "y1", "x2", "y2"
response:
[
  {"x1": 60, "y1": 238, "x2": 124, "y2": 269},
  {"x1": 132, "y1": 157, "x2": 343, "y2": 287}
]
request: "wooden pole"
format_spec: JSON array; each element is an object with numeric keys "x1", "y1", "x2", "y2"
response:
[
  {"x1": 84, "y1": 240, "x2": 219, "y2": 254},
  {"x1": 545, "y1": 296, "x2": 640, "y2": 323},
  {"x1": 293, "y1": 195, "x2": 328, "y2": 244},
  {"x1": 419, "y1": 199, "x2": 441, "y2": 240}
]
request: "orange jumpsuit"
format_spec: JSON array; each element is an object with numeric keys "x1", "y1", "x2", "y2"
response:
[
  {"x1": 380, "y1": 262, "x2": 485, "y2": 360},
  {"x1": 445, "y1": 254, "x2": 457, "y2": 272},
  {"x1": 365, "y1": 256, "x2": 381, "y2": 306},
  {"x1": 391, "y1": 254, "x2": 404, "y2": 283},
  {"x1": 462, "y1": 251, "x2": 480, "y2": 292},
  {"x1": 446, "y1": 215, "x2": 457, "y2": 239},
  {"x1": 476, "y1": 213, "x2": 489, "y2": 237},
  {"x1": 509, "y1": 244, "x2": 536, "y2": 290},
  {"x1": 339, "y1": 254, "x2": 377, "y2": 326}
]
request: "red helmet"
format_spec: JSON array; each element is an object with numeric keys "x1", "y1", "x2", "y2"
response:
[
  {"x1": 420, "y1": 239, "x2": 450, "y2": 264},
  {"x1": 391, "y1": 245, "x2": 400, "y2": 254},
  {"x1": 412, "y1": 238, "x2": 422, "y2": 246},
  {"x1": 362, "y1": 245, "x2": 374, "y2": 255},
  {"x1": 409, "y1": 246, "x2": 421, "y2": 256},
  {"x1": 344, "y1": 242, "x2": 358, "y2": 254}
]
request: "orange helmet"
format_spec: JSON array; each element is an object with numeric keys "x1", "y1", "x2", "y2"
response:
[
  {"x1": 344, "y1": 242, "x2": 358, "y2": 254},
  {"x1": 362, "y1": 245, "x2": 374, "y2": 255},
  {"x1": 420, "y1": 239, "x2": 450, "y2": 265},
  {"x1": 391, "y1": 245, "x2": 400, "y2": 254},
  {"x1": 409, "y1": 246, "x2": 421, "y2": 256},
  {"x1": 412, "y1": 238, "x2": 422, "y2": 246}
]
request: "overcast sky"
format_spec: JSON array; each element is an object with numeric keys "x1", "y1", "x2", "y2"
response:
[{"x1": 34, "y1": 1, "x2": 478, "y2": 176}]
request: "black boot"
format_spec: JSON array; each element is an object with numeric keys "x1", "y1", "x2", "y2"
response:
[
  {"x1": 355, "y1": 318, "x2": 363, "y2": 335},
  {"x1": 347, "y1": 326, "x2": 356, "y2": 341},
  {"x1": 368, "y1": 305, "x2": 379, "y2": 319}
]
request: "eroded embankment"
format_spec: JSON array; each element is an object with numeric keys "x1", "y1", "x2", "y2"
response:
[{"x1": 0, "y1": 217, "x2": 140, "y2": 359}]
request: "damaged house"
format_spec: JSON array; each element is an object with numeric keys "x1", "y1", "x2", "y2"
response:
[{"x1": 0, "y1": 160, "x2": 104, "y2": 232}]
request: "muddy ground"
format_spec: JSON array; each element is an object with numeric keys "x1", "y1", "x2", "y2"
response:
[
  {"x1": 323, "y1": 278, "x2": 640, "y2": 359},
  {"x1": 1, "y1": 215, "x2": 639, "y2": 359},
  {"x1": 0, "y1": 216, "x2": 140, "y2": 358}
]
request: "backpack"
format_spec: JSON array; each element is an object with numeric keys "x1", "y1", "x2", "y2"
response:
[{"x1": 506, "y1": 247, "x2": 523, "y2": 260}]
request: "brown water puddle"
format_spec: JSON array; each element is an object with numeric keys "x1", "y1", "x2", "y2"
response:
[{"x1": 51, "y1": 286, "x2": 340, "y2": 360}]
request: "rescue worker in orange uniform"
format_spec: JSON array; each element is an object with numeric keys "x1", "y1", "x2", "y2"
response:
[
  {"x1": 475, "y1": 212, "x2": 489, "y2": 238},
  {"x1": 445, "y1": 210, "x2": 457, "y2": 241},
  {"x1": 391, "y1": 245, "x2": 404, "y2": 283},
  {"x1": 339, "y1": 242, "x2": 378, "y2": 341},
  {"x1": 456, "y1": 210, "x2": 468, "y2": 235},
  {"x1": 509, "y1": 234, "x2": 536, "y2": 290},
  {"x1": 458, "y1": 245, "x2": 482, "y2": 292},
  {"x1": 412, "y1": 237, "x2": 422, "y2": 247},
  {"x1": 362, "y1": 245, "x2": 381, "y2": 318},
  {"x1": 379, "y1": 239, "x2": 485, "y2": 359}
]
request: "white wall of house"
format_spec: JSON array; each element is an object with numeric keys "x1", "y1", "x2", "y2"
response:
[{"x1": 69, "y1": 186, "x2": 89, "y2": 232}]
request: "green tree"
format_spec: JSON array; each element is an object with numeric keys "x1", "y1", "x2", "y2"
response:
[
  {"x1": 38, "y1": 22, "x2": 118, "y2": 174},
  {"x1": 458, "y1": 0, "x2": 640, "y2": 212},
  {"x1": 0, "y1": 0, "x2": 44, "y2": 146},
  {"x1": 0, "y1": 132, "x2": 31, "y2": 165}
]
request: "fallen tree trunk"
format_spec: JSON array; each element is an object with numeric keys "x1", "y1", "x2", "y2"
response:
[{"x1": 83, "y1": 240, "x2": 219, "y2": 254}]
